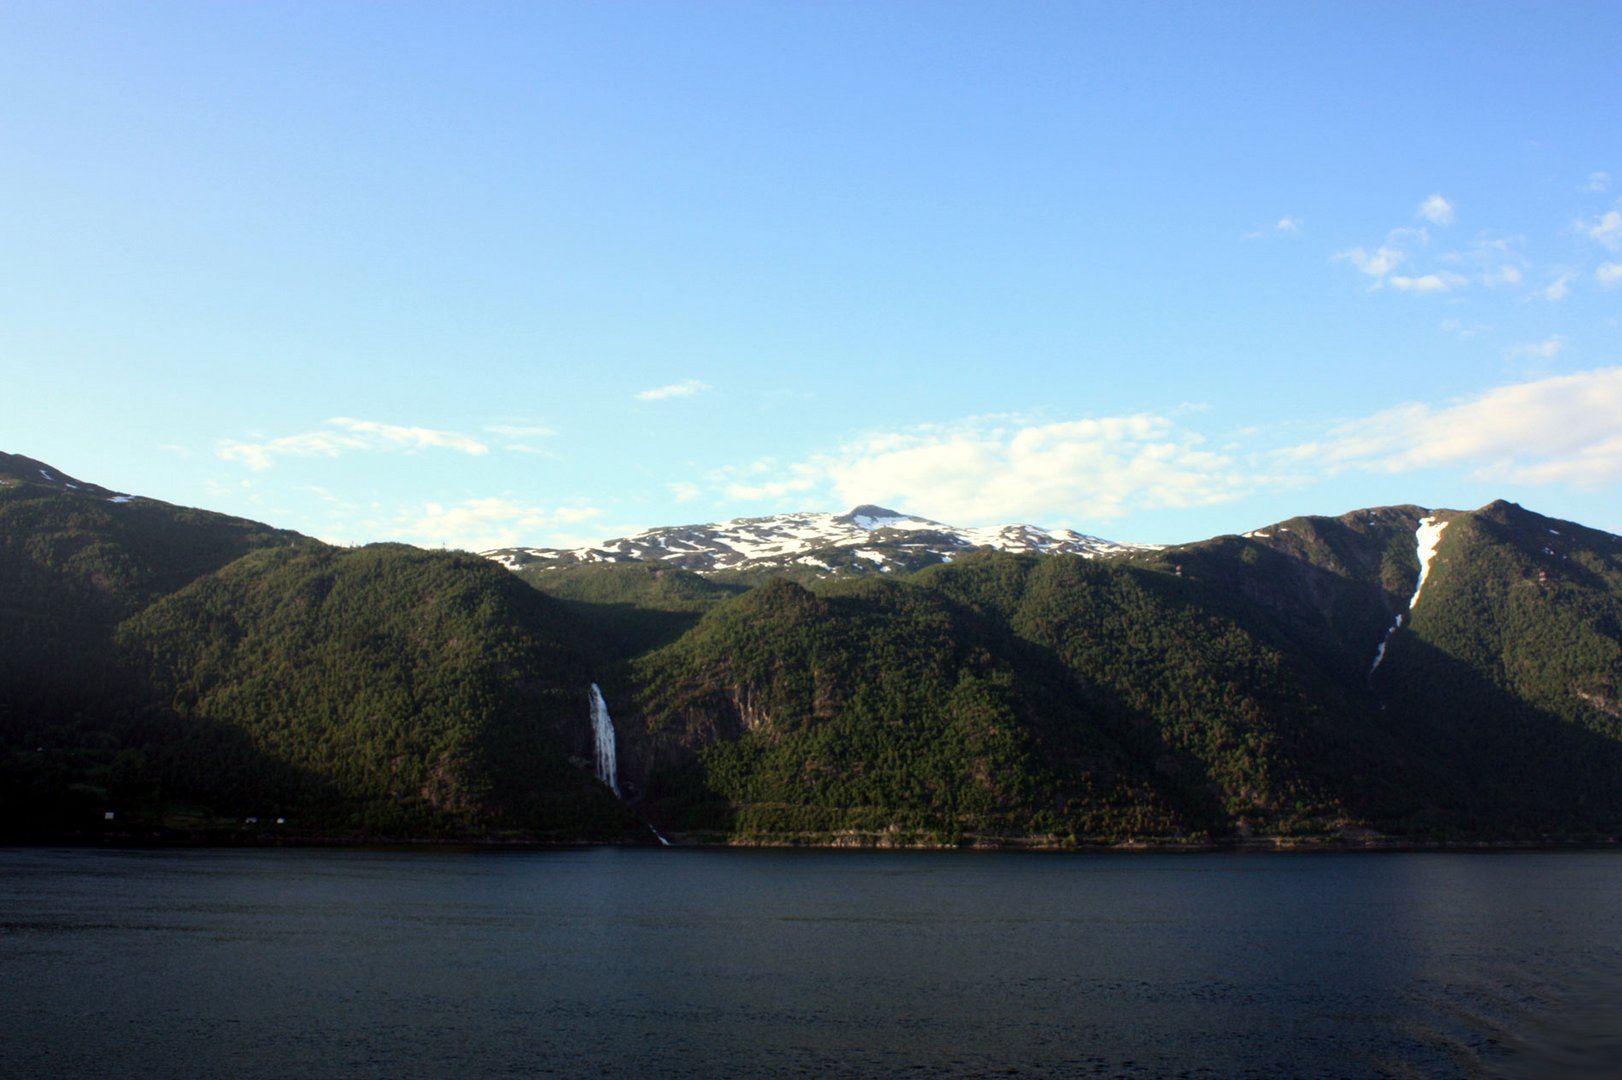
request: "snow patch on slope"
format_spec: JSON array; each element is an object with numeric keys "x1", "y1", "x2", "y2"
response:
[
  {"x1": 1371, "y1": 514, "x2": 1450, "y2": 678},
  {"x1": 1408, "y1": 516, "x2": 1449, "y2": 610}
]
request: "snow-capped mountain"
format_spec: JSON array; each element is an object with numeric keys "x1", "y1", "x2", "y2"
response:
[{"x1": 482, "y1": 504, "x2": 1151, "y2": 575}]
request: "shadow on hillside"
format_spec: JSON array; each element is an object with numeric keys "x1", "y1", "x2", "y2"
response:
[
  {"x1": 550, "y1": 598, "x2": 709, "y2": 659},
  {"x1": 0, "y1": 694, "x2": 341, "y2": 841},
  {"x1": 1371, "y1": 635, "x2": 1622, "y2": 837}
]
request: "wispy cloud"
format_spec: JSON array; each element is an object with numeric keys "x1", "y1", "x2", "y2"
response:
[
  {"x1": 1418, "y1": 193, "x2": 1456, "y2": 225},
  {"x1": 398, "y1": 498, "x2": 605, "y2": 551},
  {"x1": 1504, "y1": 335, "x2": 1565, "y2": 363},
  {"x1": 719, "y1": 458, "x2": 823, "y2": 501},
  {"x1": 1597, "y1": 263, "x2": 1622, "y2": 287},
  {"x1": 1577, "y1": 209, "x2": 1622, "y2": 250},
  {"x1": 1281, "y1": 367, "x2": 1622, "y2": 487},
  {"x1": 1389, "y1": 272, "x2": 1467, "y2": 294},
  {"x1": 1544, "y1": 272, "x2": 1577, "y2": 301},
  {"x1": 1336, "y1": 245, "x2": 1406, "y2": 282},
  {"x1": 219, "y1": 418, "x2": 489, "y2": 470},
  {"x1": 635, "y1": 379, "x2": 710, "y2": 402},
  {"x1": 485, "y1": 423, "x2": 558, "y2": 456},
  {"x1": 1589, "y1": 172, "x2": 1612, "y2": 194},
  {"x1": 485, "y1": 424, "x2": 556, "y2": 438},
  {"x1": 715, "y1": 413, "x2": 1253, "y2": 525},
  {"x1": 293, "y1": 484, "x2": 350, "y2": 506},
  {"x1": 1245, "y1": 216, "x2": 1302, "y2": 239}
]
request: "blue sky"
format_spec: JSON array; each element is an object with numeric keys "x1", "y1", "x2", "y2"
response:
[{"x1": 4, "y1": 2, "x2": 1620, "y2": 550}]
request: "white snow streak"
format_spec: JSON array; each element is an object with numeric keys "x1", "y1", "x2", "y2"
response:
[
  {"x1": 1371, "y1": 515, "x2": 1450, "y2": 678},
  {"x1": 1408, "y1": 516, "x2": 1449, "y2": 610}
]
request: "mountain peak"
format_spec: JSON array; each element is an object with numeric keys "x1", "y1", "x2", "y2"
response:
[{"x1": 832, "y1": 504, "x2": 930, "y2": 529}]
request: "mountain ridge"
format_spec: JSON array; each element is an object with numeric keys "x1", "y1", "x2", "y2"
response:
[
  {"x1": 482, "y1": 503, "x2": 1156, "y2": 576},
  {"x1": 6, "y1": 452, "x2": 1622, "y2": 847}
]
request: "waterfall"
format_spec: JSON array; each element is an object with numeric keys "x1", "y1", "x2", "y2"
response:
[
  {"x1": 589, "y1": 683, "x2": 673, "y2": 844},
  {"x1": 1369, "y1": 612, "x2": 1402, "y2": 675},
  {"x1": 588, "y1": 683, "x2": 622, "y2": 798}
]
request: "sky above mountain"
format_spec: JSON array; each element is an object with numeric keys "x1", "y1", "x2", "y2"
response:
[{"x1": 4, "y1": 3, "x2": 1620, "y2": 551}]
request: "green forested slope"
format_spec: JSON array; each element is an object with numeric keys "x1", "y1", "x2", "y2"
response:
[
  {"x1": 117, "y1": 543, "x2": 637, "y2": 838},
  {"x1": 614, "y1": 548, "x2": 1389, "y2": 844},
  {"x1": 622, "y1": 574, "x2": 1178, "y2": 843}
]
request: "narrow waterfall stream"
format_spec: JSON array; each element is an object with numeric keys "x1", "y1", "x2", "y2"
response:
[
  {"x1": 588, "y1": 683, "x2": 622, "y2": 798},
  {"x1": 588, "y1": 683, "x2": 670, "y2": 844}
]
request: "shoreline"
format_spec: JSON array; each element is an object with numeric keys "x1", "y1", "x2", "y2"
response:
[{"x1": 7, "y1": 827, "x2": 1620, "y2": 854}]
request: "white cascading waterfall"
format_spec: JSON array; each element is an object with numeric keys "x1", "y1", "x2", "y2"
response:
[
  {"x1": 588, "y1": 683, "x2": 672, "y2": 844},
  {"x1": 588, "y1": 683, "x2": 622, "y2": 798}
]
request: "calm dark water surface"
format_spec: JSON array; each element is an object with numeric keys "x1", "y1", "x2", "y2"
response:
[{"x1": 3, "y1": 847, "x2": 1620, "y2": 1078}]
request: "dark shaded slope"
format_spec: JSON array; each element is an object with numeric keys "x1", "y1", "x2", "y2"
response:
[
  {"x1": 916, "y1": 550, "x2": 1390, "y2": 835},
  {"x1": 517, "y1": 561, "x2": 747, "y2": 659},
  {"x1": 1, "y1": 465, "x2": 309, "y2": 834},
  {"x1": 2, "y1": 461, "x2": 643, "y2": 842},
  {"x1": 1376, "y1": 501, "x2": 1622, "y2": 835},
  {"x1": 117, "y1": 543, "x2": 641, "y2": 839}
]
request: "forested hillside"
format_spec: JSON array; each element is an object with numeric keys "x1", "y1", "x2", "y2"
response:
[
  {"x1": 0, "y1": 457, "x2": 639, "y2": 841},
  {"x1": 5, "y1": 454, "x2": 1622, "y2": 846}
]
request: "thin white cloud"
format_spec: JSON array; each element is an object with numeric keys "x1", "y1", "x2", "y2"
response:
[
  {"x1": 1597, "y1": 262, "x2": 1622, "y2": 287},
  {"x1": 635, "y1": 379, "x2": 710, "y2": 402},
  {"x1": 1577, "y1": 209, "x2": 1622, "y2": 250},
  {"x1": 722, "y1": 459, "x2": 823, "y2": 501},
  {"x1": 1336, "y1": 245, "x2": 1406, "y2": 281},
  {"x1": 667, "y1": 480, "x2": 702, "y2": 503},
  {"x1": 1282, "y1": 367, "x2": 1622, "y2": 488},
  {"x1": 485, "y1": 424, "x2": 556, "y2": 438},
  {"x1": 1503, "y1": 335, "x2": 1565, "y2": 363},
  {"x1": 1389, "y1": 272, "x2": 1467, "y2": 294},
  {"x1": 400, "y1": 497, "x2": 605, "y2": 552},
  {"x1": 1418, "y1": 194, "x2": 1456, "y2": 225},
  {"x1": 1480, "y1": 265, "x2": 1522, "y2": 287},
  {"x1": 486, "y1": 423, "x2": 557, "y2": 456},
  {"x1": 330, "y1": 418, "x2": 487, "y2": 454},
  {"x1": 1589, "y1": 172, "x2": 1613, "y2": 194},
  {"x1": 293, "y1": 484, "x2": 350, "y2": 506},
  {"x1": 716, "y1": 413, "x2": 1253, "y2": 525},
  {"x1": 1543, "y1": 272, "x2": 1577, "y2": 301},
  {"x1": 219, "y1": 418, "x2": 489, "y2": 470},
  {"x1": 1243, "y1": 216, "x2": 1303, "y2": 240}
]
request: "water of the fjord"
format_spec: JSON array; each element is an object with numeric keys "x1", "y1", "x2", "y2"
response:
[{"x1": 3, "y1": 846, "x2": 1619, "y2": 1078}]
